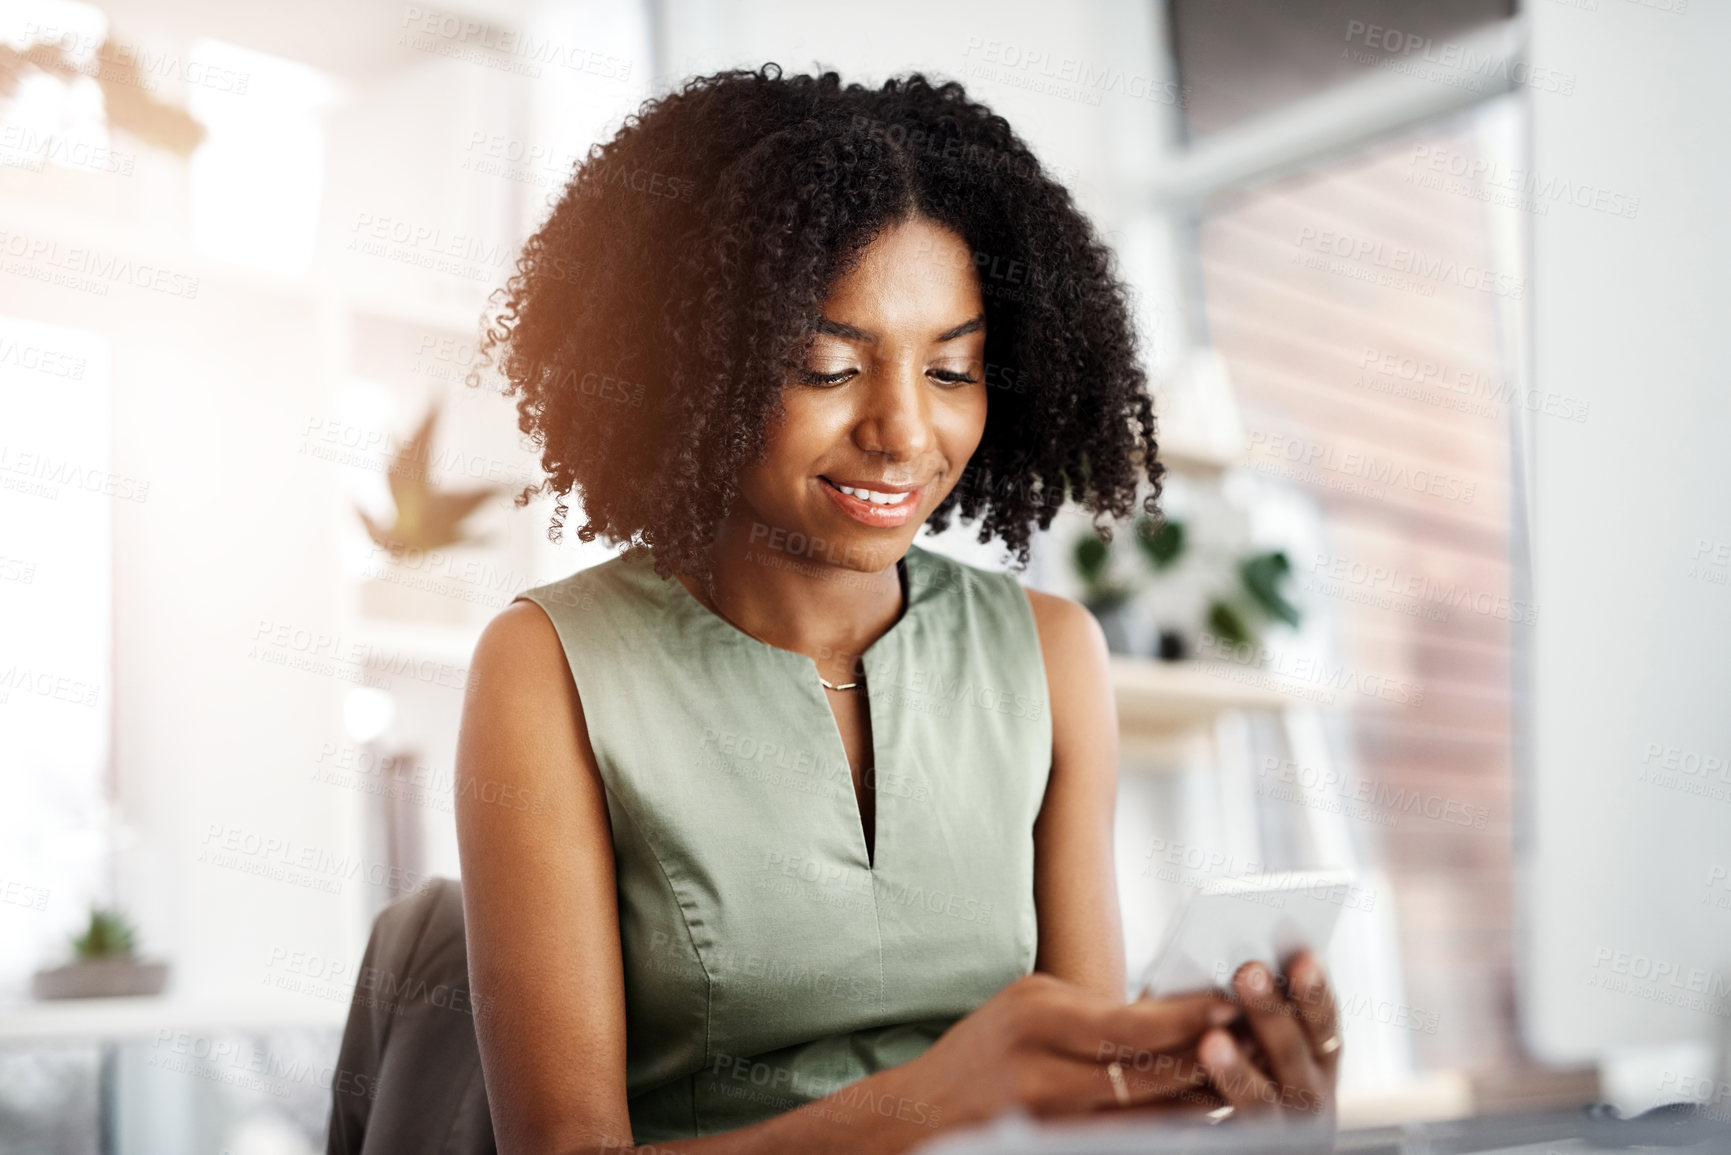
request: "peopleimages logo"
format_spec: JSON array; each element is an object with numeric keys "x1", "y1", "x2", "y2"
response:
[
  {"x1": 1357, "y1": 346, "x2": 1589, "y2": 423},
  {"x1": 1307, "y1": 551, "x2": 1538, "y2": 625},
  {"x1": 20, "y1": 24, "x2": 252, "y2": 94},
  {"x1": 0, "y1": 337, "x2": 88, "y2": 379},
  {"x1": 1586, "y1": 946, "x2": 1731, "y2": 1015},
  {"x1": 960, "y1": 36, "x2": 1188, "y2": 108},
  {"x1": 1408, "y1": 144, "x2": 1640, "y2": 220},
  {"x1": 1343, "y1": 20, "x2": 1576, "y2": 95},
  {"x1": 1, "y1": 229, "x2": 200, "y2": 299},
  {"x1": 1294, "y1": 227, "x2": 1525, "y2": 300},
  {"x1": 0, "y1": 125, "x2": 136, "y2": 176},
  {"x1": 344, "y1": 212, "x2": 512, "y2": 283},
  {"x1": 1259, "y1": 756, "x2": 1490, "y2": 831},
  {"x1": 399, "y1": 5, "x2": 632, "y2": 80},
  {"x1": 1247, "y1": 432, "x2": 1479, "y2": 505},
  {"x1": 0, "y1": 445, "x2": 150, "y2": 503},
  {"x1": 1194, "y1": 632, "x2": 1425, "y2": 708}
]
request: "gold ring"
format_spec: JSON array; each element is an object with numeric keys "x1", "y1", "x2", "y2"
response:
[
  {"x1": 1106, "y1": 1060, "x2": 1130, "y2": 1106},
  {"x1": 1318, "y1": 1034, "x2": 1342, "y2": 1055}
]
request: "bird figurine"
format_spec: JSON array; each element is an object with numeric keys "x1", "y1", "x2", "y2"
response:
[{"x1": 357, "y1": 402, "x2": 501, "y2": 556}]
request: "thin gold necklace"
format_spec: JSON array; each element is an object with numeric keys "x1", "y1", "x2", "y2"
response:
[{"x1": 696, "y1": 589, "x2": 868, "y2": 692}]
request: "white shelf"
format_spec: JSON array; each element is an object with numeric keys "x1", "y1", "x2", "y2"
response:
[
  {"x1": 1111, "y1": 655, "x2": 1310, "y2": 766},
  {"x1": 0, "y1": 997, "x2": 348, "y2": 1042},
  {"x1": 1157, "y1": 438, "x2": 1241, "y2": 476},
  {"x1": 1112, "y1": 656, "x2": 1294, "y2": 728}
]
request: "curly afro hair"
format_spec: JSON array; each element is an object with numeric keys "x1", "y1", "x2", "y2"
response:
[{"x1": 475, "y1": 62, "x2": 1164, "y2": 586}]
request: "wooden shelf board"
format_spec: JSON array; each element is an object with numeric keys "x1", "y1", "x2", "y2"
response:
[
  {"x1": 1157, "y1": 440, "x2": 1241, "y2": 475},
  {"x1": 1111, "y1": 654, "x2": 1297, "y2": 732}
]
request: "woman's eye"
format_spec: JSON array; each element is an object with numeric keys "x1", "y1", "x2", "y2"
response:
[
  {"x1": 930, "y1": 369, "x2": 980, "y2": 386},
  {"x1": 797, "y1": 367, "x2": 855, "y2": 386}
]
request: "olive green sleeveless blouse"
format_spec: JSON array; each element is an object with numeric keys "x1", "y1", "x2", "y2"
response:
[{"x1": 515, "y1": 543, "x2": 1052, "y2": 1142}]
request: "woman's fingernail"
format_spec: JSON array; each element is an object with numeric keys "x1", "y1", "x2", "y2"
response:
[
  {"x1": 1244, "y1": 964, "x2": 1269, "y2": 993},
  {"x1": 1202, "y1": 1032, "x2": 1235, "y2": 1068},
  {"x1": 1209, "y1": 1003, "x2": 1239, "y2": 1026}
]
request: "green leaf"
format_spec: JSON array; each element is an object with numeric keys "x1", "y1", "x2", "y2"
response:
[
  {"x1": 1240, "y1": 550, "x2": 1301, "y2": 627},
  {"x1": 1072, "y1": 534, "x2": 1110, "y2": 585},
  {"x1": 1206, "y1": 599, "x2": 1252, "y2": 646},
  {"x1": 1134, "y1": 517, "x2": 1186, "y2": 571}
]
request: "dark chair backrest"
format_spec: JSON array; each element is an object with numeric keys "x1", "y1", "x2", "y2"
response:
[{"x1": 326, "y1": 876, "x2": 497, "y2": 1155}]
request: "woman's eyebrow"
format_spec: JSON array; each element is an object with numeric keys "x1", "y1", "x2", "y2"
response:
[
  {"x1": 935, "y1": 313, "x2": 986, "y2": 342},
  {"x1": 809, "y1": 312, "x2": 986, "y2": 343},
  {"x1": 812, "y1": 315, "x2": 874, "y2": 342}
]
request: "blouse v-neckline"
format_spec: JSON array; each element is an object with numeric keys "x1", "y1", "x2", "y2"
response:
[
  {"x1": 656, "y1": 550, "x2": 921, "y2": 871},
  {"x1": 663, "y1": 552, "x2": 916, "y2": 665}
]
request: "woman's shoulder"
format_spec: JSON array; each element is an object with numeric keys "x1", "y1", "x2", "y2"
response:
[
  {"x1": 907, "y1": 545, "x2": 1092, "y2": 631},
  {"x1": 516, "y1": 547, "x2": 655, "y2": 616},
  {"x1": 468, "y1": 597, "x2": 581, "y2": 717},
  {"x1": 1020, "y1": 585, "x2": 1108, "y2": 675},
  {"x1": 906, "y1": 544, "x2": 1105, "y2": 682},
  {"x1": 469, "y1": 552, "x2": 645, "y2": 682},
  {"x1": 469, "y1": 554, "x2": 659, "y2": 722},
  {"x1": 502, "y1": 548, "x2": 689, "y2": 680},
  {"x1": 903, "y1": 542, "x2": 1022, "y2": 604}
]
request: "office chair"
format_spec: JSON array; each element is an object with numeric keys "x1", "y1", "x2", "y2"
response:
[{"x1": 326, "y1": 876, "x2": 497, "y2": 1155}]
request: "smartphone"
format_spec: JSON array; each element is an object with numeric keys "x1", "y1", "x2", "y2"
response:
[{"x1": 1137, "y1": 870, "x2": 1357, "y2": 999}]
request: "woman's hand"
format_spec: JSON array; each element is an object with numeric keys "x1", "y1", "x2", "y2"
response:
[
  {"x1": 1197, "y1": 951, "x2": 1341, "y2": 1125},
  {"x1": 884, "y1": 972, "x2": 1240, "y2": 1133}
]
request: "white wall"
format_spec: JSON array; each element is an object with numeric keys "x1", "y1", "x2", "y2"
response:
[
  {"x1": 0, "y1": 316, "x2": 112, "y2": 995},
  {"x1": 1522, "y1": 0, "x2": 1731, "y2": 1083}
]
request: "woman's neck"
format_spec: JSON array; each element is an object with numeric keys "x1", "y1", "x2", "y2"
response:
[{"x1": 677, "y1": 512, "x2": 906, "y2": 682}]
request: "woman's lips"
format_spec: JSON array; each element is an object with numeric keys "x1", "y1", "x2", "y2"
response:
[{"x1": 819, "y1": 476, "x2": 922, "y2": 528}]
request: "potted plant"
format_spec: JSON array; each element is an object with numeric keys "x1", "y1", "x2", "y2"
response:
[
  {"x1": 1203, "y1": 549, "x2": 1302, "y2": 648},
  {"x1": 32, "y1": 906, "x2": 170, "y2": 999},
  {"x1": 1130, "y1": 514, "x2": 1302, "y2": 659},
  {"x1": 1072, "y1": 533, "x2": 1135, "y2": 654},
  {"x1": 1133, "y1": 517, "x2": 1191, "y2": 659}
]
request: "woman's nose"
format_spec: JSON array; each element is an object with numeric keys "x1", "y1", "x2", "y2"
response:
[{"x1": 852, "y1": 363, "x2": 934, "y2": 462}]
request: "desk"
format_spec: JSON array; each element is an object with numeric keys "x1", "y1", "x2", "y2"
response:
[
  {"x1": 0, "y1": 996, "x2": 348, "y2": 1042},
  {"x1": 0, "y1": 997, "x2": 347, "y2": 1155},
  {"x1": 913, "y1": 1106, "x2": 1731, "y2": 1154}
]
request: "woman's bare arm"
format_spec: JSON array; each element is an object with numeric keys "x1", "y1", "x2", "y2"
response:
[
  {"x1": 455, "y1": 601, "x2": 636, "y2": 1151},
  {"x1": 455, "y1": 602, "x2": 932, "y2": 1154},
  {"x1": 1024, "y1": 589, "x2": 1128, "y2": 999}
]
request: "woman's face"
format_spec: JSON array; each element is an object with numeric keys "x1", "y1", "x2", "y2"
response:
[{"x1": 732, "y1": 214, "x2": 988, "y2": 574}]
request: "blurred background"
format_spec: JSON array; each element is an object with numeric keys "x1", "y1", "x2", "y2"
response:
[{"x1": 2, "y1": 0, "x2": 1727, "y2": 1151}]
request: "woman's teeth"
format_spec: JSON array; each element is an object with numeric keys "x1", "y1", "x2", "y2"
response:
[{"x1": 834, "y1": 483, "x2": 913, "y2": 506}]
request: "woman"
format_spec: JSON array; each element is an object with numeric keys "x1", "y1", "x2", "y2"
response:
[{"x1": 455, "y1": 65, "x2": 1340, "y2": 1154}]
